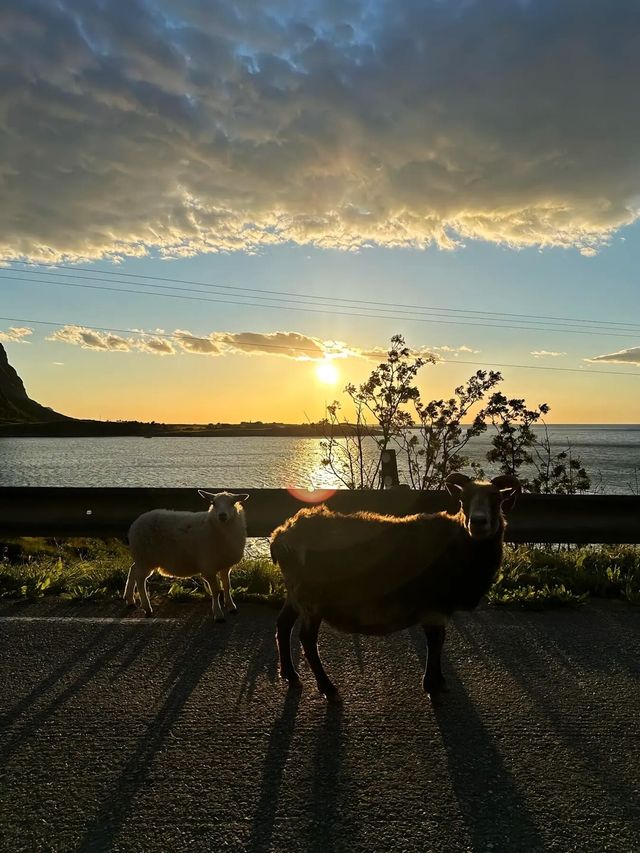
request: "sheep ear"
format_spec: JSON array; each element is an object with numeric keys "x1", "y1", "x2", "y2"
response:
[
  {"x1": 235, "y1": 493, "x2": 250, "y2": 503},
  {"x1": 491, "y1": 475, "x2": 521, "y2": 512},
  {"x1": 198, "y1": 489, "x2": 216, "y2": 503},
  {"x1": 445, "y1": 472, "x2": 471, "y2": 499}
]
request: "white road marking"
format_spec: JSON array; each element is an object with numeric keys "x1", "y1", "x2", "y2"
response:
[{"x1": 0, "y1": 615, "x2": 181, "y2": 624}]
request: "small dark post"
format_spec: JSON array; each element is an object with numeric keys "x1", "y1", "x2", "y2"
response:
[{"x1": 380, "y1": 449, "x2": 400, "y2": 488}]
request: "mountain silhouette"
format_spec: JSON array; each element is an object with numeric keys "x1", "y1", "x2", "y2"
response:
[{"x1": 0, "y1": 343, "x2": 69, "y2": 422}]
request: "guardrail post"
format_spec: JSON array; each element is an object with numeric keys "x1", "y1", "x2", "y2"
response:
[{"x1": 380, "y1": 449, "x2": 400, "y2": 488}]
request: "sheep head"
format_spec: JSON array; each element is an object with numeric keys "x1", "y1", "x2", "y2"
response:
[
  {"x1": 198, "y1": 490, "x2": 250, "y2": 524},
  {"x1": 445, "y1": 473, "x2": 521, "y2": 540}
]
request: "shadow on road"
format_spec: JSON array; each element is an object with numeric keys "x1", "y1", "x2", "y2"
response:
[
  {"x1": 408, "y1": 625, "x2": 545, "y2": 851},
  {"x1": 235, "y1": 627, "x2": 279, "y2": 706},
  {"x1": 0, "y1": 621, "x2": 116, "y2": 732},
  {"x1": 246, "y1": 694, "x2": 345, "y2": 853},
  {"x1": 247, "y1": 687, "x2": 302, "y2": 853},
  {"x1": 429, "y1": 678, "x2": 545, "y2": 851},
  {"x1": 307, "y1": 703, "x2": 344, "y2": 853},
  {"x1": 351, "y1": 635, "x2": 365, "y2": 673},
  {"x1": 468, "y1": 617, "x2": 640, "y2": 830},
  {"x1": 75, "y1": 618, "x2": 234, "y2": 853},
  {"x1": 0, "y1": 624, "x2": 154, "y2": 764}
]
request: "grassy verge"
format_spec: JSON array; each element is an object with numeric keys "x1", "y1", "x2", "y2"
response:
[
  {"x1": 1, "y1": 537, "x2": 639, "y2": 610},
  {"x1": 0, "y1": 537, "x2": 285, "y2": 607},
  {"x1": 491, "y1": 544, "x2": 640, "y2": 608}
]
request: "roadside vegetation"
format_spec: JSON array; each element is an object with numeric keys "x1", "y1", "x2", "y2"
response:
[
  {"x1": 2, "y1": 336, "x2": 637, "y2": 613},
  {"x1": 321, "y1": 334, "x2": 593, "y2": 493},
  {"x1": 1, "y1": 536, "x2": 638, "y2": 610}
]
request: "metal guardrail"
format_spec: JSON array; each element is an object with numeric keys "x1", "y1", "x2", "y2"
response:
[{"x1": 0, "y1": 487, "x2": 639, "y2": 543}]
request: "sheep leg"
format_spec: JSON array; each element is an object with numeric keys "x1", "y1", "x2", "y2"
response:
[
  {"x1": 299, "y1": 617, "x2": 339, "y2": 702},
  {"x1": 220, "y1": 569, "x2": 238, "y2": 614},
  {"x1": 124, "y1": 564, "x2": 137, "y2": 607},
  {"x1": 276, "y1": 601, "x2": 301, "y2": 685},
  {"x1": 131, "y1": 566, "x2": 153, "y2": 617},
  {"x1": 203, "y1": 576, "x2": 226, "y2": 622},
  {"x1": 422, "y1": 624, "x2": 447, "y2": 699}
]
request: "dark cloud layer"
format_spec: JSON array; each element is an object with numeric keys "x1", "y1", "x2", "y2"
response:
[{"x1": 2, "y1": 1, "x2": 640, "y2": 261}]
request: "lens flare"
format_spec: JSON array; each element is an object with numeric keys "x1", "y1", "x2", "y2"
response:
[{"x1": 287, "y1": 487, "x2": 337, "y2": 504}]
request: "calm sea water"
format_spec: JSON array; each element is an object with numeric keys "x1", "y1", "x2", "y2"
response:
[{"x1": 1, "y1": 426, "x2": 639, "y2": 493}]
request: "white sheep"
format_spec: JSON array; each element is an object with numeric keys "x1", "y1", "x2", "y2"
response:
[
  {"x1": 270, "y1": 473, "x2": 521, "y2": 702},
  {"x1": 125, "y1": 490, "x2": 249, "y2": 620}
]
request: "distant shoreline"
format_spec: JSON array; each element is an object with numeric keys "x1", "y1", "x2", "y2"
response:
[
  {"x1": 0, "y1": 421, "x2": 372, "y2": 438},
  {"x1": 0, "y1": 421, "x2": 637, "y2": 438}
]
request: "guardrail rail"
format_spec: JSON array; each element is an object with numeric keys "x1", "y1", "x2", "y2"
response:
[{"x1": 1, "y1": 488, "x2": 639, "y2": 544}]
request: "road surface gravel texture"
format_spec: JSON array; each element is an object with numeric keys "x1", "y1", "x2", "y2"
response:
[{"x1": 0, "y1": 599, "x2": 638, "y2": 853}]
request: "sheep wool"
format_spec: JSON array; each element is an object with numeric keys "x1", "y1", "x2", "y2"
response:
[
  {"x1": 125, "y1": 490, "x2": 248, "y2": 620},
  {"x1": 271, "y1": 473, "x2": 520, "y2": 702}
]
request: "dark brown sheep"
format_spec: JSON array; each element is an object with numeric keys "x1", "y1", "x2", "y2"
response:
[{"x1": 270, "y1": 472, "x2": 521, "y2": 702}]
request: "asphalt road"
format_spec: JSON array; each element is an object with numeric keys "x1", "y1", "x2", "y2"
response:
[{"x1": 0, "y1": 598, "x2": 639, "y2": 853}]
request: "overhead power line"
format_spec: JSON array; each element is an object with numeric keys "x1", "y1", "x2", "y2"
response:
[
  {"x1": 13, "y1": 262, "x2": 640, "y2": 331},
  {"x1": 1, "y1": 314, "x2": 638, "y2": 377},
  {"x1": 2, "y1": 272, "x2": 640, "y2": 340},
  {"x1": 7, "y1": 266, "x2": 639, "y2": 334}
]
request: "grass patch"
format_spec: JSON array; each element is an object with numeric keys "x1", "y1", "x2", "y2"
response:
[
  {"x1": 0, "y1": 537, "x2": 130, "y2": 602},
  {"x1": 490, "y1": 544, "x2": 640, "y2": 608},
  {"x1": 0, "y1": 537, "x2": 638, "y2": 610},
  {"x1": 0, "y1": 537, "x2": 285, "y2": 607}
]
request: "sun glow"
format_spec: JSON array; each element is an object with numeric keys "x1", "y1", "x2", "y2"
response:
[{"x1": 315, "y1": 360, "x2": 339, "y2": 385}]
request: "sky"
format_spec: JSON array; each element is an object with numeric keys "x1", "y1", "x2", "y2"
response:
[{"x1": 1, "y1": 0, "x2": 640, "y2": 424}]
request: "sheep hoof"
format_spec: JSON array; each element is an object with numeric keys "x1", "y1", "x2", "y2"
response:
[
  {"x1": 321, "y1": 684, "x2": 341, "y2": 704},
  {"x1": 229, "y1": 607, "x2": 239, "y2": 616},
  {"x1": 214, "y1": 615, "x2": 226, "y2": 623},
  {"x1": 281, "y1": 670, "x2": 301, "y2": 687},
  {"x1": 125, "y1": 600, "x2": 136, "y2": 608},
  {"x1": 423, "y1": 677, "x2": 447, "y2": 706},
  {"x1": 422, "y1": 675, "x2": 447, "y2": 694},
  {"x1": 144, "y1": 610, "x2": 153, "y2": 618}
]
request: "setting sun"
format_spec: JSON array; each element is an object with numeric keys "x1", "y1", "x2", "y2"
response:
[{"x1": 315, "y1": 360, "x2": 340, "y2": 385}]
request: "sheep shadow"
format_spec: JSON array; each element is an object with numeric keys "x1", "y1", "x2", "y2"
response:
[
  {"x1": 246, "y1": 687, "x2": 302, "y2": 853},
  {"x1": 464, "y1": 617, "x2": 640, "y2": 830},
  {"x1": 306, "y1": 703, "x2": 344, "y2": 853},
  {"x1": 246, "y1": 694, "x2": 344, "y2": 853},
  {"x1": 75, "y1": 617, "x2": 235, "y2": 853},
  {"x1": 408, "y1": 626, "x2": 545, "y2": 851},
  {"x1": 0, "y1": 624, "x2": 154, "y2": 764},
  {"x1": 235, "y1": 627, "x2": 280, "y2": 706},
  {"x1": 0, "y1": 621, "x2": 119, "y2": 733}
]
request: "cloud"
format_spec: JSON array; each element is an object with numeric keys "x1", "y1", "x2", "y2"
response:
[
  {"x1": 47, "y1": 326, "x2": 131, "y2": 351},
  {"x1": 432, "y1": 345, "x2": 480, "y2": 356},
  {"x1": 214, "y1": 331, "x2": 341, "y2": 360},
  {"x1": 531, "y1": 350, "x2": 567, "y2": 358},
  {"x1": 2, "y1": 1, "x2": 640, "y2": 261},
  {"x1": 45, "y1": 323, "x2": 474, "y2": 365},
  {"x1": 357, "y1": 343, "x2": 478, "y2": 362},
  {"x1": 0, "y1": 326, "x2": 33, "y2": 343},
  {"x1": 45, "y1": 324, "x2": 357, "y2": 360},
  {"x1": 173, "y1": 330, "x2": 223, "y2": 355},
  {"x1": 357, "y1": 344, "x2": 440, "y2": 363},
  {"x1": 136, "y1": 336, "x2": 175, "y2": 355},
  {"x1": 585, "y1": 347, "x2": 640, "y2": 366},
  {"x1": 46, "y1": 324, "x2": 176, "y2": 354}
]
